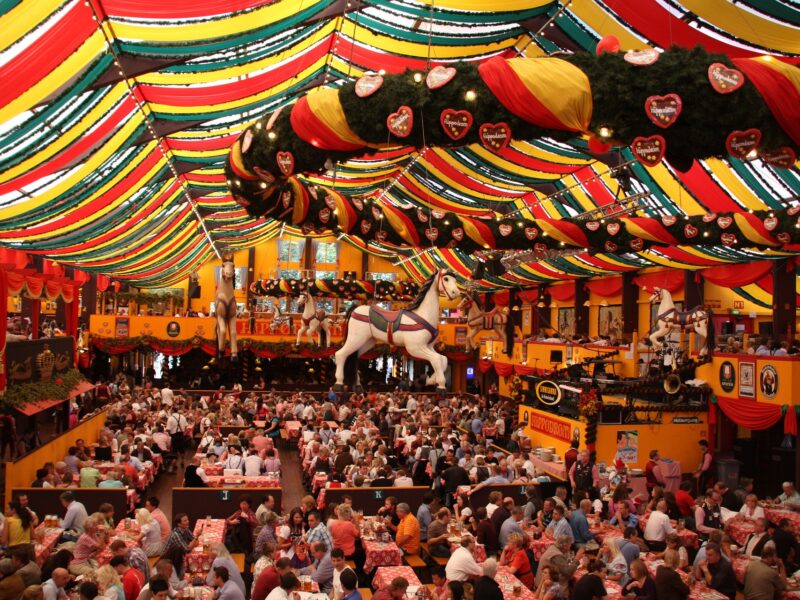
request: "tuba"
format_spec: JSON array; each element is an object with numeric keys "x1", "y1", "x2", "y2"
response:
[{"x1": 664, "y1": 373, "x2": 682, "y2": 395}]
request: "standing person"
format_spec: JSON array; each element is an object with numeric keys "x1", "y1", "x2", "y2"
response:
[
  {"x1": 645, "y1": 450, "x2": 665, "y2": 494},
  {"x1": 569, "y1": 451, "x2": 599, "y2": 500},
  {"x1": 166, "y1": 409, "x2": 188, "y2": 467},
  {"x1": 693, "y1": 439, "x2": 713, "y2": 494}
]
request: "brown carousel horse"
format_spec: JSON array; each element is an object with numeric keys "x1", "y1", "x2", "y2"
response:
[
  {"x1": 215, "y1": 255, "x2": 239, "y2": 361},
  {"x1": 457, "y1": 291, "x2": 514, "y2": 355}
]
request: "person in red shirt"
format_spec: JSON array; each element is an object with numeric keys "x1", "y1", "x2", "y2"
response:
[
  {"x1": 675, "y1": 480, "x2": 695, "y2": 517},
  {"x1": 499, "y1": 533, "x2": 535, "y2": 588},
  {"x1": 110, "y1": 556, "x2": 145, "y2": 600},
  {"x1": 252, "y1": 557, "x2": 292, "y2": 600},
  {"x1": 645, "y1": 450, "x2": 665, "y2": 493},
  {"x1": 564, "y1": 440, "x2": 579, "y2": 476}
]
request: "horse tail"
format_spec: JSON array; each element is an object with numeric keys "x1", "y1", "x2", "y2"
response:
[
  {"x1": 319, "y1": 323, "x2": 328, "y2": 347},
  {"x1": 505, "y1": 312, "x2": 515, "y2": 357},
  {"x1": 342, "y1": 303, "x2": 358, "y2": 342}
]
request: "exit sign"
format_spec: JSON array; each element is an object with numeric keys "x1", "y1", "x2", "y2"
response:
[{"x1": 733, "y1": 301, "x2": 744, "y2": 309}]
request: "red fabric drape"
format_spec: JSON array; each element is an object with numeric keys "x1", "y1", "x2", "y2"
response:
[
  {"x1": 493, "y1": 290, "x2": 510, "y2": 306},
  {"x1": 518, "y1": 289, "x2": 539, "y2": 303},
  {"x1": 733, "y1": 58, "x2": 800, "y2": 146},
  {"x1": 785, "y1": 407, "x2": 798, "y2": 437},
  {"x1": 514, "y1": 364, "x2": 537, "y2": 375},
  {"x1": 478, "y1": 359, "x2": 494, "y2": 373},
  {"x1": 708, "y1": 401, "x2": 717, "y2": 426},
  {"x1": 96, "y1": 275, "x2": 111, "y2": 293},
  {"x1": 585, "y1": 277, "x2": 623, "y2": 296},
  {"x1": 715, "y1": 396, "x2": 782, "y2": 430},
  {"x1": 632, "y1": 270, "x2": 684, "y2": 293},
  {"x1": 290, "y1": 96, "x2": 366, "y2": 151},
  {"x1": 494, "y1": 362, "x2": 514, "y2": 377},
  {"x1": 0, "y1": 270, "x2": 7, "y2": 392},
  {"x1": 548, "y1": 283, "x2": 575, "y2": 302},
  {"x1": 30, "y1": 299, "x2": 40, "y2": 340},
  {"x1": 701, "y1": 261, "x2": 773, "y2": 288}
]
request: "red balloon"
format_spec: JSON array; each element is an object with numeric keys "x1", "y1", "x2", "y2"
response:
[
  {"x1": 595, "y1": 35, "x2": 621, "y2": 55},
  {"x1": 588, "y1": 136, "x2": 611, "y2": 154}
]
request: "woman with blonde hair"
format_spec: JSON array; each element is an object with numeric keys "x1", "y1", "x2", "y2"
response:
[
  {"x1": 739, "y1": 493, "x2": 765, "y2": 520},
  {"x1": 600, "y1": 538, "x2": 628, "y2": 585},
  {"x1": 134, "y1": 508, "x2": 162, "y2": 556},
  {"x1": 96, "y1": 565, "x2": 124, "y2": 600}
]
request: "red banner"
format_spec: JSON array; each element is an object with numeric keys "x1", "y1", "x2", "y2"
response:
[{"x1": 528, "y1": 411, "x2": 572, "y2": 443}]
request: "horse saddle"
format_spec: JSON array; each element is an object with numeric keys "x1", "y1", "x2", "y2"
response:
[{"x1": 356, "y1": 306, "x2": 438, "y2": 345}]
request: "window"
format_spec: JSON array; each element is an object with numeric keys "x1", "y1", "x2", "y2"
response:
[
  {"x1": 316, "y1": 299, "x2": 335, "y2": 313},
  {"x1": 279, "y1": 297, "x2": 301, "y2": 313},
  {"x1": 315, "y1": 270, "x2": 336, "y2": 279},
  {"x1": 278, "y1": 269, "x2": 301, "y2": 280},
  {"x1": 314, "y1": 241, "x2": 338, "y2": 264},
  {"x1": 369, "y1": 272, "x2": 396, "y2": 282},
  {"x1": 278, "y1": 239, "x2": 304, "y2": 262},
  {"x1": 340, "y1": 299, "x2": 359, "y2": 312}
]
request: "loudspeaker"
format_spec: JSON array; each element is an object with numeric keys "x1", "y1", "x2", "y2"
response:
[
  {"x1": 549, "y1": 349, "x2": 563, "y2": 363},
  {"x1": 600, "y1": 404, "x2": 623, "y2": 424}
]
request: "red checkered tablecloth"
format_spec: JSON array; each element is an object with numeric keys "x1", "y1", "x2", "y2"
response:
[
  {"x1": 372, "y1": 566, "x2": 421, "y2": 590},
  {"x1": 528, "y1": 536, "x2": 551, "y2": 561},
  {"x1": 204, "y1": 465, "x2": 224, "y2": 476},
  {"x1": 177, "y1": 586, "x2": 215, "y2": 600},
  {"x1": 285, "y1": 421, "x2": 302, "y2": 439},
  {"x1": 725, "y1": 518, "x2": 756, "y2": 546},
  {"x1": 34, "y1": 527, "x2": 63, "y2": 566},
  {"x1": 765, "y1": 507, "x2": 800, "y2": 535},
  {"x1": 363, "y1": 538, "x2": 403, "y2": 573},
  {"x1": 495, "y1": 566, "x2": 536, "y2": 600},
  {"x1": 447, "y1": 538, "x2": 486, "y2": 562},
  {"x1": 186, "y1": 519, "x2": 227, "y2": 575},
  {"x1": 97, "y1": 530, "x2": 140, "y2": 565},
  {"x1": 205, "y1": 476, "x2": 280, "y2": 488},
  {"x1": 312, "y1": 474, "x2": 329, "y2": 494},
  {"x1": 638, "y1": 512, "x2": 699, "y2": 548}
]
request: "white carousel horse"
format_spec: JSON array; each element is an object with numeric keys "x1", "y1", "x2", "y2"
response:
[
  {"x1": 214, "y1": 256, "x2": 238, "y2": 361},
  {"x1": 334, "y1": 269, "x2": 462, "y2": 393},
  {"x1": 296, "y1": 290, "x2": 332, "y2": 346},
  {"x1": 269, "y1": 301, "x2": 293, "y2": 334},
  {"x1": 648, "y1": 287, "x2": 714, "y2": 357},
  {"x1": 457, "y1": 291, "x2": 508, "y2": 352}
]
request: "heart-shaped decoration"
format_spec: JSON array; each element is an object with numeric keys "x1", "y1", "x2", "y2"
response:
[
  {"x1": 375, "y1": 230, "x2": 388, "y2": 242},
  {"x1": 319, "y1": 208, "x2": 331, "y2": 223},
  {"x1": 352, "y1": 197, "x2": 364, "y2": 211},
  {"x1": 446, "y1": 240, "x2": 458, "y2": 249},
  {"x1": 360, "y1": 220, "x2": 372, "y2": 234},
  {"x1": 432, "y1": 209, "x2": 446, "y2": 219},
  {"x1": 301, "y1": 223, "x2": 314, "y2": 234},
  {"x1": 717, "y1": 216, "x2": 733, "y2": 229},
  {"x1": 371, "y1": 206, "x2": 382, "y2": 220},
  {"x1": 324, "y1": 196, "x2": 336, "y2": 211},
  {"x1": 308, "y1": 186, "x2": 318, "y2": 200},
  {"x1": 645, "y1": 93, "x2": 683, "y2": 129},
  {"x1": 426, "y1": 66, "x2": 457, "y2": 90},
  {"x1": 763, "y1": 217, "x2": 778, "y2": 231},
  {"x1": 452, "y1": 227, "x2": 464, "y2": 241},
  {"x1": 624, "y1": 48, "x2": 659, "y2": 66},
  {"x1": 440, "y1": 109, "x2": 473, "y2": 140},
  {"x1": 479, "y1": 122, "x2": 511, "y2": 151},
  {"x1": 789, "y1": 206, "x2": 800, "y2": 216},
  {"x1": 721, "y1": 233, "x2": 737, "y2": 246},
  {"x1": 425, "y1": 227, "x2": 439, "y2": 241},
  {"x1": 684, "y1": 224, "x2": 698, "y2": 238},
  {"x1": 281, "y1": 191, "x2": 292, "y2": 208},
  {"x1": 630, "y1": 238, "x2": 644, "y2": 251},
  {"x1": 276, "y1": 151, "x2": 294, "y2": 176},
  {"x1": 241, "y1": 130, "x2": 254, "y2": 153},
  {"x1": 777, "y1": 232, "x2": 792, "y2": 244},
  {"x1": 661, "y1": 215, "x2": 677, "y2": 227},
  {"x1": 534, "y1": 243, "x2": 547, "y2": 254},
  {"x1": 416, "y1": 209, "x2": 429, "y2": 222},
  {"x1": 267, "y1": 106, "x2": 284, "y2": 130},
  {"x1": 585, "y1": 221, "x2": 600, "y2": 231},
  {"x1": 726, "y1": 128, "x2": 762, "y2": 159},
  {"x1": 253, "y1": 166, "x2": 276, "y2": 184},
  {"x1": 702, "y1": 212, "x2": 717, "y2": 223},
  {"x1": 708, "y1": 63, "x2": 745, "y2": 94},
  {"x1": 604, "y1": 240, "x2": 619, "y2": 252},
  {"x1": 631, "y1": 135, "x2": 666, "y2": 167},
  {"x1": 498, "y1": 223, "x2": 513, "y2": 236},
  {"x1": 387, "y1": 105, "x2": 413, "y2": 138},
  {"x1": 524, "y1": 227, "x2": 538, "y2": 240},
  {"x1": 606, "y1": 222, "x2": 620, "y2": 236},
  {"x1": 762, "y1": 147, "x2": 797, "y2": 169},
  {"x1": 355, "y1": 74, "x2": 384, "y2": 98}
]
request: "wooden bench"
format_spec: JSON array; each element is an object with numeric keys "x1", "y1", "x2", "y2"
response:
[
  {"x1": 403, "y1": 554, "x2": 427, "y2": 569},
  {"x1": 345, "y1": 560, "x2": 356, "y2": 570},
  {"x1": 232, "y1": 553, "x2": 246, "y2": 573},
  {"x1": 358, "y1": 589, "x2": 372, "y2": 600},
  {"x1": 420, "y1": 543, "x2": 447, "y2": 567},
  {"x1": 148, "y1": 556, "x2": 160, "y2": 569}
]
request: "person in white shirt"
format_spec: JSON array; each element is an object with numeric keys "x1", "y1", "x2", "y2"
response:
[
  {"x1": 743, "y1": 518, "x2": 775, "y2": 557},
  {"x1": 643, "y1": 500, "x2": 675, "y2": 551},
  {"x1": 330, "y1": 549, "x2": 355, "y2": 598},
  {"x1": 265, "y1": 572, "x2": 300, "y2": 600},
  {"x1": 486, "y1": 492, "x2": 502, "y2": 518},
  {"x1": 445, "y1": 536, "x2": 483, "y2": 581},
  {"x1": 160, "y1": 386, "x2": 174, "y2": 409},
  {"x1": 739, "y1": 494, "x2": 765, "y2": 520},
  {"x1": 223, "y1": 447, "x2": 245, "y2": 473},
  {"x1": 777, "y1": 482, "x2": 800, "y2": 510},
  {"x1": 243, "y1": 450, "x2": 265, "y2": 477},
  {"x1": 393, "y1": 469, "x2": 414, "y2": 487}
]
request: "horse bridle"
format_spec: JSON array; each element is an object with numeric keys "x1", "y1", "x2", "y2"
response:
[{"x1": 437, "y1": 272, "x2": 460, "y2": 301}]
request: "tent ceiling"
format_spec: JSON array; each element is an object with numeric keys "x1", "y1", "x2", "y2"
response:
[{"x1": 0, "y1": 0, "x2": 798, "y2": 287}]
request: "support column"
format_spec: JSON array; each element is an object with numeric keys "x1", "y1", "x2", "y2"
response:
[
  {"x1": 772, "y1": 258, "x2": 796, "y2": 341},
  {"x1": 575, "y1": 283, "x2": 589, "y2": 336},
  {"x1": 81, "y1": 276, "x2": 97, "y2": 328},
  {"x1": 622, "y1": 272, "x2": 637, "y2": 337},
  {"x1": 685, "y1": 271, "x2": 704, "y2": 309}
]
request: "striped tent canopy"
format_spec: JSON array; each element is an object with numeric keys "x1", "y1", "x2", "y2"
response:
[{"x1": 1, "y1": 0, "x2": 799, "y2": 288}]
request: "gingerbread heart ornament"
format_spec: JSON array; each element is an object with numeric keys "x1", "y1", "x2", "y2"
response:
[
  {"x1": 498, "y1": 223, "x2": 513, "y2": 237},
  {"x1": 425, "y1": 228, "x2": 439, "y2": 241},
  {"x1": 524, "y1": 227, "x2": 538, "y2": 240},
  {"x1": 585, "y1": 221, "x2": 600, "y2": 232},
  {"x1": 631, "y1": 135, "x2": 666, "y2": 167},
  {"x1": 721, "y1": 233, "x2": 737, "y2": 246},
  {"x1": 452, "y1": 228, "x2": 464, "y2": 241},
  {"x1": 645, "y1": 93, "x2": 682, "y2": 129},
  {"x1": 479, "y1": 122, "x2": 511, "y2": 151},
  {"x1": 661, "y1": 215, "x2": 677, "y2": 227},
  {"x1": 762, "y1": 147, "x2": 797, "y2": 169},
  {"x1": 684, "y1": 224, "x2": 698, "y2": 238},
  {"x1": 319, "y1": 208, "x2": 331, "y2": 223},
  {"x1": 606, "y1": 222, "x2": 620, "y2": 236},
  {"x1": 777, "y1": 232, "x2": 792, "y2": 244},
  {"x1": 387, "y1": 106, "x2": 413, "y2": 138},
  {"x1": 702, "y1": 213, "x2": 717, "y2": 223},
  {"x1": 708, "y1": 63, "x2": 745, "y2": 94},
  {"x1": 276, "y1": 151, "x2": 294, "y2": 176},
  {"x1": 426, "y1": 66, "x2": 456, "y2": 90},
  {"x1": 630, "y1": 238, "x2": 644, "y2": 251},
  {"x1": 717, "y1": 216, "x2": 733, "y2": 229},
  {"x1": 604, "y1": 240, "x2": 619, "y2": 252},
  {"x1": 764, "y1": 217, "x2": 778, "y2": 231},
  {"x1": 726, "y1": 129, "x2": 761, "y2": 159},
  {"x1": 355, "y1": 75, "x2": 384, "y2": 98},
  {"x1": 375, "y1": 230, "x2": 388, "y2": 242},
  {"x1": 440, "y1": 109, "x2": 473, "y2": 141},
  {"x1": 360, "y1": 220, "x2": 371, "y2": 234},
  {"x1": 624, "y1": 48, "x2": 659, "y2": 66}
]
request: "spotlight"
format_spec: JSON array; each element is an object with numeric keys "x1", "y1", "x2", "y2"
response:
[{"x1": 464, "y1": 90, "x2": 477, "y2": 102}]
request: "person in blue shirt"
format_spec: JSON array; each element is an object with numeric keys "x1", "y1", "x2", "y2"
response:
[
  {"x1": 609, "y1": 502, "x2": 639, "y2": 531},
  {"x1": 339, "y1": 569, "x2": 362, "y2": 600},
  {"x1": 570, "y1": 499, "x2": 596, "y2": 547}
]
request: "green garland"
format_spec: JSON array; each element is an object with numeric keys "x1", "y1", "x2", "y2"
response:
[{"x1": 1, "y1": 369, "x2": 85, "y2": 410}]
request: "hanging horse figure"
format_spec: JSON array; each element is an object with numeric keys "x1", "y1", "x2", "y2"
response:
[
  {"x1": 269, "y1": 301, "x2": 294, "y2": 334},
  {"x1": 648, "y1": 287, "x2": 714, "y2": 357},
  {"x1": 457, "y1": 291, "x2": 514, "y2": 356},
  {"x1": 296, "y1": 290, "x2": 332, "y2": 346},
  {"x1": 215, "y1": 254, "x2": 239, "y2": 362},
  {"x1": 334, "y1": 269, "x2": 462, "y2": 394}
]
